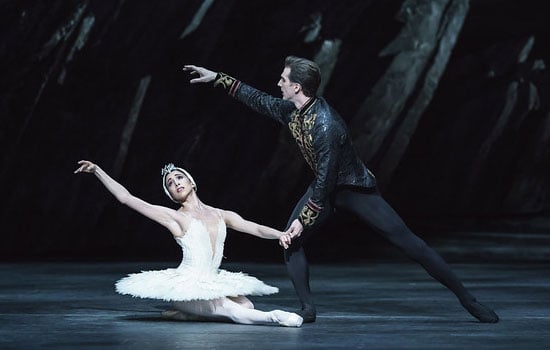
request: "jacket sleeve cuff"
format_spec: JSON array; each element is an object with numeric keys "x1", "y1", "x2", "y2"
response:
[
  {"x1": 298, "y1": 199, "x2": 323, "y2": 227},
  {"x1": 213, "y1": 72, "x2": 241, "y2": 97}
]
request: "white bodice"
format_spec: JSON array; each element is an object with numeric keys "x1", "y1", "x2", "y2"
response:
[{"x1": 174, "y1": 218, "x2": 226, "y2": 274}]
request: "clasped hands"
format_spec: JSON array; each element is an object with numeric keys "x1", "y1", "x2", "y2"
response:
[{"x1": 278, "y1": 219, "x2": 303, "y2": 250}]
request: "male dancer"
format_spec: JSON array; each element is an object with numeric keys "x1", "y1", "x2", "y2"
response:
[{"x1": 183, "y1": 56, "x2": 499, "y2": 323}]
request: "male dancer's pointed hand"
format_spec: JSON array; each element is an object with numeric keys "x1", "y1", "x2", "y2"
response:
[{"x1": 182, "y1": 65, "x2": 217, "y2": 83}]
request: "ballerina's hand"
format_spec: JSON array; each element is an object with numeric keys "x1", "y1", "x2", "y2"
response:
[
  {"x1": 278, "y1": 233, "x2": 291, "y2": 249},
  {"x1": 74, "y1": 160, "x2": 97, "y2": 174},
  {"x1": 182, "y1": 65, "x2": 217, "y2": 84}
]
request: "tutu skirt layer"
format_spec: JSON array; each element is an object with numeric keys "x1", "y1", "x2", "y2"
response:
[{"x1": 115, "y1": 268, "x2": 278, "y2": 302}]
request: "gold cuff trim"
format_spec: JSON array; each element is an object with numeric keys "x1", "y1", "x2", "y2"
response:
[
  {"x1": 299, "y1": 204, "x2": 320, "y2": 226},
  {"x1": 213, "y1": 72, "x2": 237, "y2": 90}
]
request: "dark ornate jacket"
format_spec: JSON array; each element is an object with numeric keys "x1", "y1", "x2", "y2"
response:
[{"x1": 214, "y1": 73, "x2": 376, "y2": 227}]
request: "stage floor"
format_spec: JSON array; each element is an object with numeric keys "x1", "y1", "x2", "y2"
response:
[{"x1": 1, "y1": 261, "x2": 548, "y2": 349}]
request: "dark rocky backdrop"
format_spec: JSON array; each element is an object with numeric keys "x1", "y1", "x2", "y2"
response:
[{"x1": 1, "y1": 0, "x2": 549, "y2": 262}]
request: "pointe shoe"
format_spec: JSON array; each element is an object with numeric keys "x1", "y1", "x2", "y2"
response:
[
  {"x1": 462, "y1": 300, "x2": 499, "y2": 323},
  {"x1": 272, "y1": 310, "x2": 303, "y2": 327},
  {"x1": 298, "y1": 304, "x2": 316, "y2": 323}
]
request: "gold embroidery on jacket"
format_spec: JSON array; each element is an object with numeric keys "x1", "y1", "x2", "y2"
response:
[
  {"x1": 213, "y1": 73, "x2": 236, "y2": 90},
  {"x1": 288, "y1": 112, "x2": 317, "y2": 173}
]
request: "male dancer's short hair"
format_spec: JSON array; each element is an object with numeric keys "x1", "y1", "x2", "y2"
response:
[{"x1": 284, "y1": 56, "x2": 321, "y2": 97}]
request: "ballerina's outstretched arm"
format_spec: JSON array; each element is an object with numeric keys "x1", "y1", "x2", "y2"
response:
[
  {"x1": 220, "y1": 210, "x2": 290, "y2": 249},
  {"x1": 74, "y1": 160, "x2": 185, "y2": 237}
]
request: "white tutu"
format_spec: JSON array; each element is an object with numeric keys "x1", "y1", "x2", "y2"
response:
[{"x1": 115, "y1": 218, "x2": 278, "y2": 301}]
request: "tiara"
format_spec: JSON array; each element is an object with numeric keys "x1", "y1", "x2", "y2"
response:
[{"x1": 161, "y1": 163, "x2": 176, "y2": 177}]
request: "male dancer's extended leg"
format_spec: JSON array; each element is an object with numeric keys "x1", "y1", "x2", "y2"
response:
[
  {"x1": 335, "y1": 188, "x2": 499, "y2": 323},
  {"x1": 283, "y1": 186, "x2": 331, "y2": 323}
]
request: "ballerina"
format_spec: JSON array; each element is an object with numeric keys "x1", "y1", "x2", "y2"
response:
[{"x1": 74, "y1": 160, "x2": 302, "y2": 327}]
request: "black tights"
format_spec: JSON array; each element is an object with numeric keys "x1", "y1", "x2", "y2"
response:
[{"x1": 284, "y1": 186, "x2": 475, "y2": 308}]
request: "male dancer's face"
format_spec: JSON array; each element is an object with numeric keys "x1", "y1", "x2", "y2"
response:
[{"x1": 278, "y1": 67, "x2": 299, "y2": 101}]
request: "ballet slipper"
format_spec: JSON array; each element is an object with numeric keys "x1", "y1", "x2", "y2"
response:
[
  {"x1": 461, "y1": 299, "x2": 499, "y2": 323},
  {"x1": 298, "y1": 303, "x2": 316, "y2": 323},
  {"x1": 271, "y1": 310, "x2": 303, "y2": 327}
]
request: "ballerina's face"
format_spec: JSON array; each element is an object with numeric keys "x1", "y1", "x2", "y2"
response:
[{"x1": 165, "y1": 170, "x2": 194, "y2": 202}]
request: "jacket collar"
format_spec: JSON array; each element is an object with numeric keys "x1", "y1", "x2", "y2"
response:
[{"x1": 296, "y1": 97, "x2": 317, "y2": 117}]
